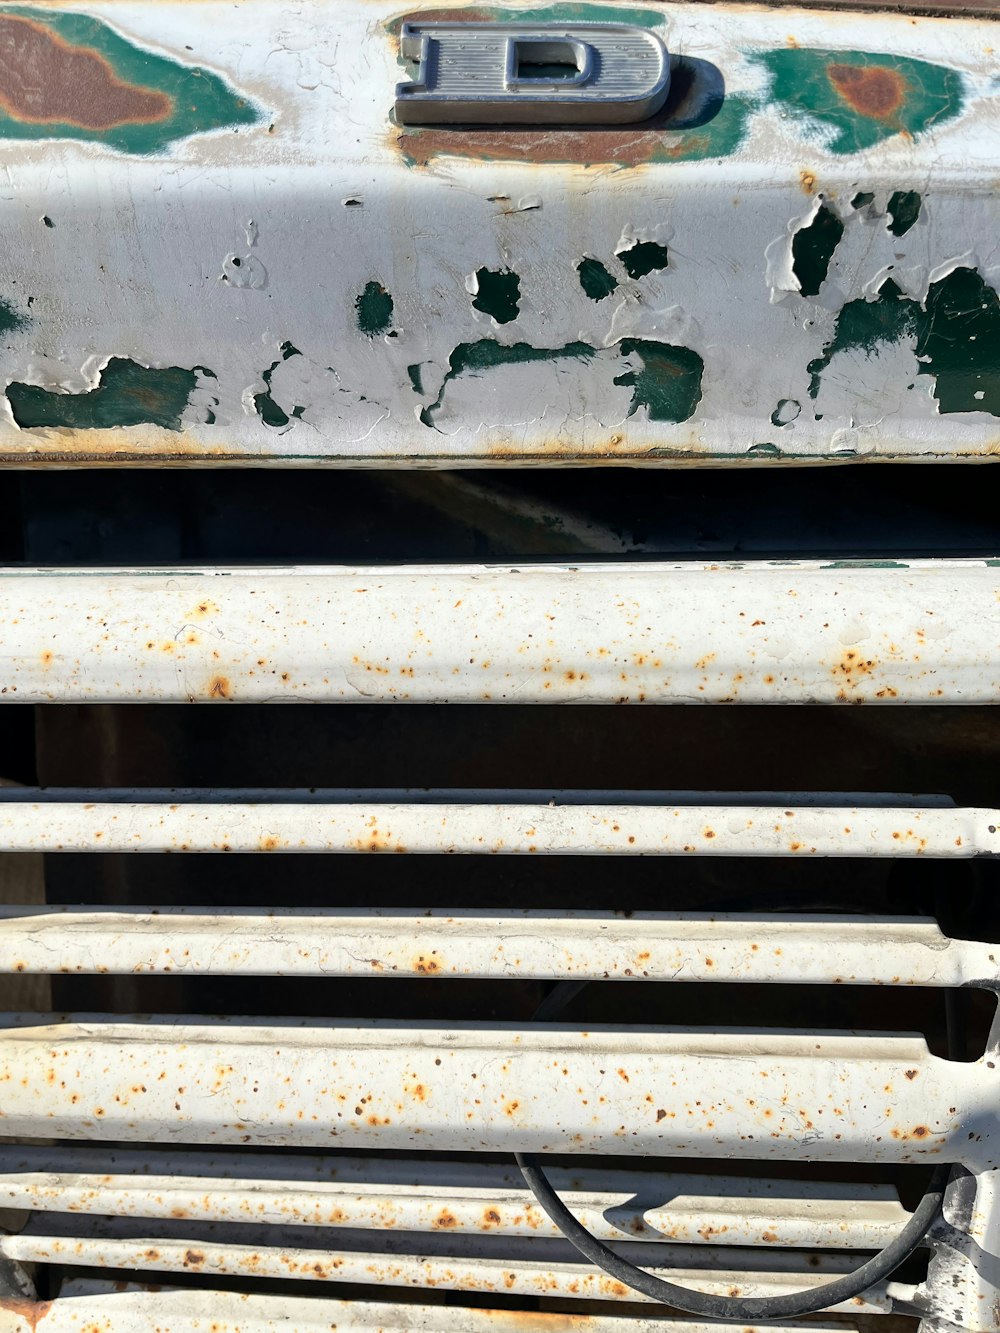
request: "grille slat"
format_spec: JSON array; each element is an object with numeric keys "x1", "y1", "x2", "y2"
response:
[
  {"x1": 0, "y1": 905, "x2": 994, "y2": 985},
  {"x1": 0, "y1": 1016, "x2": 990, "y2": 1164},
  {"x1": 0, "y1": 1220, "x2": 899, "y2": 1311},
  {"x1": 0, "y1": 561, "x2": 995, "y2": 705},
  {"x1": 0, "y1": 1146, "x2": 910, "y2": 1247},
  {"x1": 0, "y1": 1284, "x2": 880, "y2": 1331}
]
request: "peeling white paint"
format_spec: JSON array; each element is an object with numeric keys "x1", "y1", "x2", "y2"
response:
[{"x1": 0, "y1": 1, "x2": 995, "y2": 462}]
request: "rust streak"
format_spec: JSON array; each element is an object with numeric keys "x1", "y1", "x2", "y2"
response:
[
  {"x1": 0, "y1": 16, "x2": 173, "y2": 130},
  {"x1": 0, "y1": 1300, "x2": 54, "y2": 1332}
]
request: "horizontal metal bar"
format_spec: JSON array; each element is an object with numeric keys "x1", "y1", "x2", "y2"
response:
[
  {"x1": 0, "y1": 908, "x2": 995, "y2": 987},
  {"x1": 0, "y1": 561, "x2": 995, "y2": 703},
  {"x1": 0, "y1": 801, "x2": 991, "y2": 856},
  {"x1": 0, "y1": 1016, "x2": 993, "y2": 1165},
  {"x1": 0, "y1": 1145, "x2": 910, "y2": 1248},
  {"x1": 0, "y1": 1289, "x2": 883, "y2": 1333},
  {"x1": 0, "y1": 1221, "x2": 895, "y2": 1312},
  {"x1": 0, "y1": 1287, "x2": 873, "y2": 1333}
]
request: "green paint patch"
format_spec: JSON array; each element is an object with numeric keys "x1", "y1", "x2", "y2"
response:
[
  {"x1": 0, "y1": 6, "x2": 259, "y2": 154},
  {"x1": 254, "y1": 341, "x2": 303, "y2": 429},
  {"x1": 916, "y1": 267, "x2": 1000, "y2": 414},
  {"x1": 887, "y1": 190, "x2": 921, "y2": 237},
  {"x1": 578, "y1": 257, "x2": 618, "y2": 302},
  {"x1": 852, "y1": 191, "x2": 875, "y2": 209},
  {"x1": 356, "y1": 282, "x2": 394, "y2": 337},
  {"x1": 651, "y1": 91, "x2": 754, "y2": 165},
  {"x1": 770, "y1": 399, "x2": 800, "y2": 426},
  {"x1": 619, "y1": 241, "x2": 668, "y2": 281},
  {"x1": 420, "y1": 339, "x2": 595, "y2": 426},
  {"x1": 792, "y1": 204, "x2": 844, "y2": 298},
  {"x1": 7, "y1": 357, "x2": 197, "y2": 430},
  {"x1": 0, "y1": 293, "x2": 27, "y2": 336},
  {"x1": 753, "y1": 48, "x2": 964, "y2": 154},
  {"x1": 808, "y1": 278, "x2": 921, "y2": 399},
  {"x1": 614, "y1": 339, "x2": 703, "y2": 422},
  {"x1": 387, "y1": 3, "x2": 663, "y2": 36},
  {"x1": 821, "y1": 560, "x2": 909, "y2": 569},
  {"x1": 472, "y1": 267, "x2": 520, "y2": 324}
]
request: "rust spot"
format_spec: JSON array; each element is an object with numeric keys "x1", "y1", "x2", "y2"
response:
[
  {"x1": 762, "y1": 1229, "x2": 779, "y2": 1242},
  {"x1": 40, "y1": 650, "x2": 53, "y2": 668},
  {"x1": 0, "y1": 15, "x2": 172, "y2": 130},
  {"x1": 800, "y1": 169, "x2": 816, "y2": 193},
  {"x1": 414, "y1": 955, "x2": 442, "y2": 974},
  {"x1": 656, "y1": 1107, "x2": 667, "y2": 1121},
  {"x1": 259, "y1": 835, "x2": 281, "y2": 851},
  {"x1": 905, "y1": 1069, "x2": 919, "y2": 1080},
  {"x1": 208, "y1": 675, "x2": 232, "y2": 700},
  {"x1": 434, "y1": 1209, "x2": 458, "y2": 1229},
  {"x1": 913, "y1": 1124, "x2": 930, "y2": 1137},
  {"x1": 827, "y1": 62, "x2": 907, "y2": 120},
  {"x1": 482, "y1": 1207, "x2": 502, "y2": 1228},
  {"x1": 183, "y1": 1249, "x2": 204, "y2": 1266}
]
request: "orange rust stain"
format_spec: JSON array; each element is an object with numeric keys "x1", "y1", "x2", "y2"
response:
[
  {"x1": 827, "y1": 62, "x2": 907, "y2": 120},
  {"x1": 905, "y1": 1069, "x2": 919, "y2": 1080},
  {"x1": 0, "y1": 1299, "x2": 54, "y2": 1330},
  {"x1": 892, "y1": 1124, "x2": 932, "y2": 1140},
  {"x1": 799, "y1": 169, "x2": 816, "y2": 193},
  {"x1": 39, "y1": 650, "x2": 53, "y2": 669},
  {"x1": 762, "y1": 1229, "x2": 779, "y2": 1242},
  {"x1": 833, "y1": 649, "x2": 877, "y2": 681},
  {"x1": 0, "y1": 15, "x2": 173, "y2": 130},
  {"x1": 414, "y1": 955, "x2": 442, "y2": 974},
  {"x1": 183, "y1": 1248, "x2": 205, "y2": 1266},
  {"x1": 258, "y1": 835, "x2": 282, "y2": 851},
  {"x1": 481, "y1": 1207, "x2": 502, "y2": 1228},
  {"x1": 188, "y1": 599, "x2": 220, "y2": 619},
  {"x1": 208, "y1": 675, "x2": 232, "y2": 700},
  {"x1": 434, "y1": 1209, "x2": 458, "y2": 1229}
]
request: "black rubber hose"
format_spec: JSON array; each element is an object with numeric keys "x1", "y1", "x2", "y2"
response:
[{"x1": 517, "y1": 982, "x2": 950, "y2": 1320}]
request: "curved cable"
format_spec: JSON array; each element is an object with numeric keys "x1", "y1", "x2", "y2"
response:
[{"x1": 517, "y1": 981, "x2": 950, "y2": 1320}]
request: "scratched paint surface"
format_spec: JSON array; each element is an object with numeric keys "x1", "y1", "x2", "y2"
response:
[
  {"x1": 0, "y1": 6, "x2": 258, "y2": 152},
  {"x1": 0, "y1": 0, "x2": 998, "y2": 463}
]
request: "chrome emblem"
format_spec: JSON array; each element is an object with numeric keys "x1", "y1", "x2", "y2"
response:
[{"x1": 395, "y1": 21, "x2": 671, "y2": 125}]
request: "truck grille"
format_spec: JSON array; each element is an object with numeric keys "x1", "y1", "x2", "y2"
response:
[{"x1": 0, "y1": 468, "x2": 997, "y2": 1332}]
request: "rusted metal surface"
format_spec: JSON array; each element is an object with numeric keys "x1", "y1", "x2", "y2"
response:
[
  {"x1": 0, "y1": 1221, "x2": 897, "y2": 1312},
  {"x1": 0, "y1": 798, "x2": 990, "y2": 857},
  {"x1": 0, "y1": 1146, "x2": 912, "y2": 1249},
  {"x1": 0, "y1": 3, "x2": 996, "y2": 463},
  {"x1": 0, "y1": 1285, "x2": 877, "y2": 1332},
  {"x1": 0, "y1": 1014, "x2": 994, "y2": 1163},
  {"x1": 0, "y1": 905, "x2": 996, "y2": 980},
  {"x1": 0, "y1": 560, "x2": 996, "y2": 703}
]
